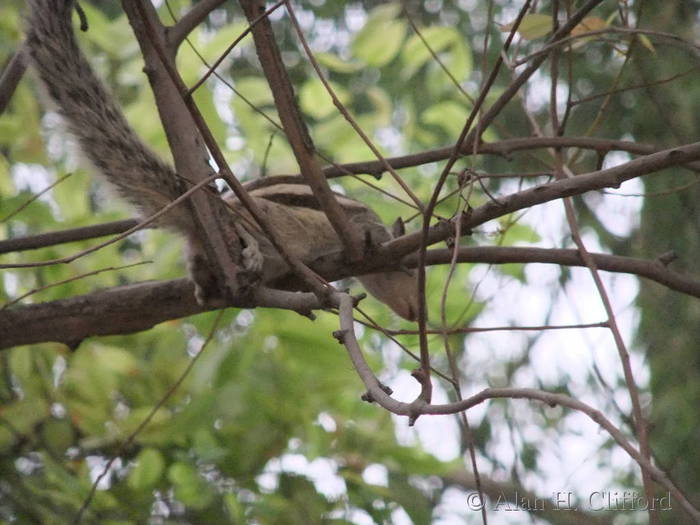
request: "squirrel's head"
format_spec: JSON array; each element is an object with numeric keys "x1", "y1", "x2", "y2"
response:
[{"x1": 358, "y1": 270, "x2": 419, "y2": 321}]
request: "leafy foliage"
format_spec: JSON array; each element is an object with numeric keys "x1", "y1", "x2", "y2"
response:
[{"x1": 2, "y1": 1, "x2": 700, "y2": 524}]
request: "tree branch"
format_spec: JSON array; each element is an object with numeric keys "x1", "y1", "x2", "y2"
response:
[
  {"x1": 0, "y1": 220, "x2": 139, "y2": 255},
  {"x1": 122, "y1": 0, "x2": 245, "y2": 300},
  {"x1": 5, "y1": 236, "x2": 700, "y2": 348},
  {"x1": 0, "y1": 278, "x2": 321, "y2": 349},
  {"x1": 320, "y1": 136, "x2": 700, "y2": 178},
  {"x1": 386, "y1": 141, "x2": 700, "y2": 257},
  {"x1": 0, "y1": 45, "x2": 28, "y2": 115},
  {"x1": 166, "y1": 0, "x2": 226, "y2": 49},
  {"x1": 333, "y1": 293, "x2": 700, "y2": 520},
  {"x1": 3, "y1": 134, "x2": 693, "y2": 257},
  {"x1": 239, "y1": 0, "x2": 364, "y2": 260},
  {"x1": 420, "y1": 247, "x2": 700, "y2": 299}
]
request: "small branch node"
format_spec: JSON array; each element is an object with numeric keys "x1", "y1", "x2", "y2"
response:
[
  {"x1": 332, "y1": 329, "x2": 348, "y2": 344},
  {"x1": 351, "y1": 292, "x2": 367, "y2": 308},
  {"x1": 75, "y1": 3, "x2": 89, "y2": 32},
  {"x1": 360, "y1": 383, "x2": 392, "y2": 404},
  {"x1": 294, "y1": 309, "x2": 316, "y2": 320},
  {"x1": 656, "y1": 250, "x2": 677, "y2": 266},
  {"x1": 407, "y1": 399, "x2": 428, "y2": 426}
]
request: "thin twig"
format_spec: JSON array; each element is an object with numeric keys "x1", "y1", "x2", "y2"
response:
[
  {"x1": 387, "y1": 321, "x2": 609, "y2": 336},
  {"x1": 1, "y1": 261, "x2": 151, "y2": 310},
  {"x1": 514, "y1": 27, "x2": 700, "y2": 68},
  {"x1": 0, "y1": 174, "x2": 220, "y2": 269},
  {"x1": 186, "y1": 0, "x2": 285, "y2": 95},
  {"x1": 335, "y1": 301, "x2": 700, "y2": 519},
  {"x1": 1, "y1": 173, "x2": 74, "y2": 223},
  {"x1": 285, "y1": 1, "x2": 424, "y2": 211}
]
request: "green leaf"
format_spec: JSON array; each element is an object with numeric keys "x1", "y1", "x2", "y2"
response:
[
  {"x1": 352, "y1": 4, "x2": 406, "y2": 67},
  {"x1": 223, "y1": 493, "x2": 246, "y2": 523},
  {"x1": 365, "y1": 86, "x2": 393, "y2": 127},
  {"x1": 388, "y1": 472, "x2": 433, "y2": 524},
  {"x1": 76, "y1": 4, "x2": 131, "y2": 56},
  {"x1": 638, "y1": 34, "x2": 656, "y2": 53},
  {"x1": 234, "y1": 77, "x2": 275, "y2": 108},
  {"x1": 42, "y1": 419, "x2": 75, "y2": 456},
  {"x1": 52, "y1": 172, "x2": 91, "y2": 222},
  {"x1": 1, "y1": 398, "x2": 49, "y2": 435},
  {"x1": 128, "y1": 448, "x2": 165, "y2": 490},
  {"x1": 199, "y1": 22, "x2": 250, "y2": 63},
  {"x1": 192, "y1": 86, "x2": 227, "y2": 145},
  {"x1": 168, "y1": 462, "x2": 214, "y2": 508},
  {"x1": 402, "y1": 26, "x2": 472, "y2": 81},
  {"x1": 8, "y1": 346, "x2": 34, "y2": 384},
  {"x1": 498, "y1": 221, "x2": 542, "y2": 245},
  {"x1": 315, "y1": 52, "x2": 363, "y2": 74},
  {"x1": 192, "y1": 428, "x2": 228, "y2": 461},
  {"x1": 421, "y1": 100, "x2": 470, "y2": 137},
  {"x1": 503, "y1": 14, "x2": 553, "y2": 40},
  {"x1": 299, "y1": 78, "x2": 350, "y2": 120}
]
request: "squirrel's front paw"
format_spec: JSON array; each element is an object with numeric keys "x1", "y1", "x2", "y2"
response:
[
  {"x1": 242, "y1": 243, "x2": 264, "y2": 273},
  {"x1": 235, "y1": 223, "x2": 264, "y2": 273}
]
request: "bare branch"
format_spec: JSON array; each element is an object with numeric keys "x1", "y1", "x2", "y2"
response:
[
  {"x1": 0, "y1": 278, "x2": 321, "y2": 349},
  {"x1": 166, "y1": 0, "x2": 226, "y2": 49},
  {"x1": 0, "y1": 45, "x2": 28, "y2": 115},
  {"x1": 319, "y1": 136, "x2": 700, "y2": 178},
  {"x1": 239, "y1": 0, "x2": 364, "y2": 260},
  {"x1": 5, "y1": 243, "x2": 700, "y2": 348},
  {"x1": 0, "y1": 219, "x2": 139, "y2": 255},
  {"x1": 333, "y1": 300, "x2": 700, "y2": 520},
  {"x1": 386, "y1": 141, "x2": 700, "y2": 257},
  {"x1": 131, "y1": 0, "x2": 330, "y2": 299},
  {"x1": 514, "y1": 27, "x2": 700, "y2": 68},
  {"x1": 419, "y1": 247, "x2": 700, "y2": 300},
  {"x1": 0, "y1": 174, "x2": 221, "y2": 269}
]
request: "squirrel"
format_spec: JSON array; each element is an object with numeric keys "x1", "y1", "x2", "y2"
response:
[{"x1": 25, "y1": 0, "x2": 419, "y2": 321}]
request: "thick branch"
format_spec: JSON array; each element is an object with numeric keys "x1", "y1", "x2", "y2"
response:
[
  {"x1": 238, "y1": 0, "x2": 364, "y2": 259},
  {"x1": 386, "y1": 141, "x2": 700, "y2": 257},
  {"x1": 0, "y1": 279, "x2": 321, "y2": 349},
  {"x1": 420, "y1": 247, "x2": 700, "y2": 299},
  {"x1": 122, "y1": 0, "x2": 245, "y2": 299},
  {"x1": 6, "y1": 244, "x2": 700, "y2": 348}
]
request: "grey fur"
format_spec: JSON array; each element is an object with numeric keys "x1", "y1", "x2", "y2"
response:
[
  {"x1": 25, "y1": 0, "x2": 419, "y2": 320},
  {"x1": 25, "y1": 0, "x2": 192, "y2": 233}
]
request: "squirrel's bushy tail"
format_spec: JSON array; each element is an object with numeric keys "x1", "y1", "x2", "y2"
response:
[{"x1": 26, "y1": 0, "x2": 188, "y2": 230}]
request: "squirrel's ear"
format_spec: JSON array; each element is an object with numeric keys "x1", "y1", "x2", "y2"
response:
[{"x1": 391, "y1": 217, "x2": 406, "y2": 238}]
